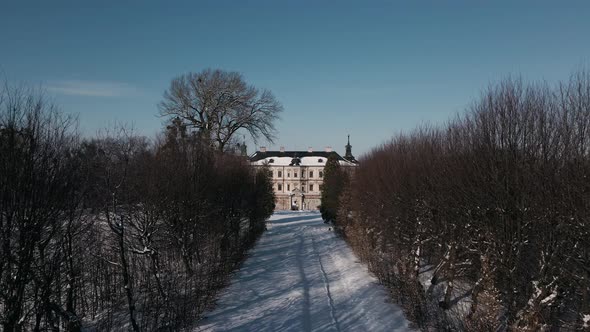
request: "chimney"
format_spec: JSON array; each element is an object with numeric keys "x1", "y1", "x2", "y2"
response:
[
  {"x1": 325, "y1": 146, "x2": 332, "y2": 152},
  {"x1": 308, "y1": 147, "x2": 313, "y2": 152},
  {"x1": 280, "y1": 146, "x2": 285, "y2": 153},
  {"x1": 260, "y1": 146, "x2": 267, "y2": 153}
]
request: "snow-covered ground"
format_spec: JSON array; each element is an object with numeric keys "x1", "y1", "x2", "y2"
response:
[{"x1": 197, "y1": 211, "x2": 413, "y2": 331}]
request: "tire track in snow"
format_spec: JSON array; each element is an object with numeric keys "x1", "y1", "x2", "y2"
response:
[
  {"x1": 312, "y1": 233, "x2": 342, "y2": 332},
  {"x1": 198, "y1": 212, "x2": 413, "y2": 331},
  {"x1": 296, "y1": 233, "x2": 312, "y2": 331}
]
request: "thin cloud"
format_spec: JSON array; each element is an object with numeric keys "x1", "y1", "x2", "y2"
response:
[{"x1": 46, "y1": 80, "x2": 140, "y2": 97}]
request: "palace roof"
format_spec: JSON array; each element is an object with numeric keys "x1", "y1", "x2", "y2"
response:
[{"x1": 249, "y1": 150, "x2": 357, "y2": 166}]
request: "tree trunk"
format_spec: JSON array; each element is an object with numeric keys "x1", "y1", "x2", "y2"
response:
[
  {"x1": 117, "y1": 216, "x2": 140, "y2": 332},
  {"x1": 440, "y1": 243, "x2": 456, "y2": 310}
]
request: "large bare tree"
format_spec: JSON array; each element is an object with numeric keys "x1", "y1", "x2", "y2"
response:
[{"x1": 159, "y1": 69, "x2": 282, "y2": 152}]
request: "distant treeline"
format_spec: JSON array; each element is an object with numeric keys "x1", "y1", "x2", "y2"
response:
[
  {"x1": 336, "y1": 71, "x2": 590, "y2": 330},
  {"x1": 0, "y1": 85, "x2": 275, "y2": 331}
]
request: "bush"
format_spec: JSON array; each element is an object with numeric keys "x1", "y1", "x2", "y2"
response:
[
  {"x1": 0, "y1": 84, "x2": 275, "y2": 331},
  {"x1": 340, "y1": 72, "x2": 590, "y2": 330}
]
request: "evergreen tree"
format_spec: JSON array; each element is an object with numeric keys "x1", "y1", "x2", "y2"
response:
[
  {"x1": 320, "y1": 154, "x2": 348, "y2": 223},
  {"x1": 249, "y1": 165, "x2": 275, "y2": 233}
]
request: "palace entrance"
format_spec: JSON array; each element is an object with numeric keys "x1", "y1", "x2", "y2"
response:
[{"x1": 289, "y1": 188, "x2": 305, "y2": 210}]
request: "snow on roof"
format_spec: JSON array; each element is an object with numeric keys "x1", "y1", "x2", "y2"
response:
[
  {"x1": 249, "y1": 150, "x2": 358, "y2": 166},
  {"x1": 250, "y1": 155, "x2": 356, "y2": 167}
]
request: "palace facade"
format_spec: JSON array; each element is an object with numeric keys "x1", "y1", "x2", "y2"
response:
[{"x1": 249, "y1": 137, "x2": 358, "y2": 210}]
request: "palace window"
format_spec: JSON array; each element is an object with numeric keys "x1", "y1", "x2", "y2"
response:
[
  {"x1": 301, "y1": 171, "x2": 304, "y2": 178},
  {"x1": 302, "y1": 185, "x2": 305, "y2": 192},
  {"x1": 319, "y1": 171, "x2": 323, "y2": 178},
  {"x1": 287, "y1": 172, "x2": 290, "y2": 178},
  {"x1": 278, "y1": 183, "x2": 282, "y2": 191},
  {"x1": 309, "y1": 184, "x2": 314, "y2": 191},
  {"x1": 309, "y1": 171, "x2": 313, "y2": 178},
  {"x1": 287, "y1": 184, "x2": 291, "y2": 191},
  {"x1": 294, "y1": 172, "x2": 298, "y2": 178},
  {"x1": 278, "y1": 170, "x2": 282, "y2": 178}
]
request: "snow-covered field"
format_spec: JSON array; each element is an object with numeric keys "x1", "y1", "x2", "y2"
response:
[{"x1": 197, "y1": 211, "x2": 413, "y2": 331}]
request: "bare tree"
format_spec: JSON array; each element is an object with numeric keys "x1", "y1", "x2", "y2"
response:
[
  {"x1": 159, "y1": 69, "x2": 282, "y2": 152},
  {"x1": 94, "y1": 127, "x2": 147, "y2": 332},
  {"x1": 0, "y1": 83, "x2": 80, "y2": 331},
  {"x1": 340, "y1": 70, "x2": 590, "y2": 330},
  {"x1": 0, "y1": 77, "x2": 282, "y2": 330}
]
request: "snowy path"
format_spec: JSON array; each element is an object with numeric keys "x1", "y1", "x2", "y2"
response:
[{"x1": 197, "y1": 211, "x2": 413, "y2": 331}]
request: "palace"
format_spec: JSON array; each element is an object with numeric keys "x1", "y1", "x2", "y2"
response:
[{"x1": 249, "y1": 136, "x2": 358, "y2": 210}]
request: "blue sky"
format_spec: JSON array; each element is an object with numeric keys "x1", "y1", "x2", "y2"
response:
[{"x1": 1, "y1": 1, "x2": 589, "y2": 157}]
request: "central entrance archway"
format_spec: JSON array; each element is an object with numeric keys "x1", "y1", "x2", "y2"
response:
[{"x1": 289, "y1": 188, "x2": 305, "y2": 210}]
